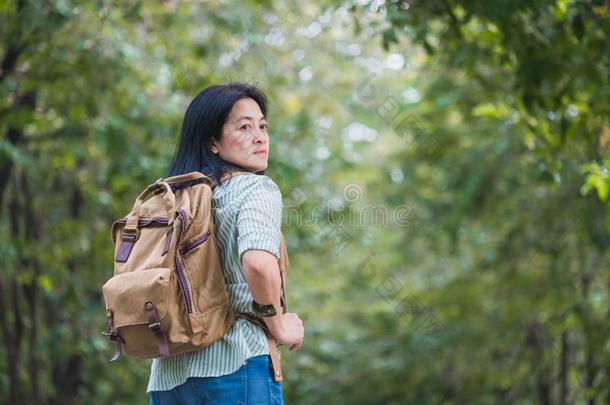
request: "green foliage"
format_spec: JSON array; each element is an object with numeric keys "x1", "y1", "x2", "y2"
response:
[{"x1": 1, "y1": 0, "x2": 608, "y2": 404}]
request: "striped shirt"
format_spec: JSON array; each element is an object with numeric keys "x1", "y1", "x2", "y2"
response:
[{"x1": 146, "y1": 173, "x2": 283, "y2": 393}]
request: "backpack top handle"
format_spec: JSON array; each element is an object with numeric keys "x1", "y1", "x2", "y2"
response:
[
  {"x1": 123, "y1": 181, "x2": 176, "y2": 240},
  {"x1": 164, "y1": 171, "x2": 213, "y2": 186}
]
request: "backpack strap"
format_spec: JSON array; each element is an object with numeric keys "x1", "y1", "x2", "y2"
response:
[
  {"x1": 210, "y1": 170, "x2": 252, "y2": 189},
  {"x1": 145, "y1": 301, "x2": 170, "y2": 357},
  {"x1": 164, "y1": 171, "x2": 215, "y2": 190},
  {"x1": 163, "y1": 172, "x2": 214, "y2": 192},
  {"x1": 234, "y1": 312, "x2": 284, "y2": 381},
  {"x1": 163, "y1": 171, "x2": 210, "y2": 185},
  {"x1": 102, "y1": 310, "x2": 124, "y2": 362},
  {"x1": 279, "y1": 236, "x2": 289, "y2": 273}
]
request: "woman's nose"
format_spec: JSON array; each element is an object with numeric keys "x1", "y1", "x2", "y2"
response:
[{"x1": 253, "y1": 127, "x2": 267, "y2": 143}]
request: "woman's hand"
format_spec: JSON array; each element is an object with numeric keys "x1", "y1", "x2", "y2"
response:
[{"x1": 274, "y1": 312, "x2": 304, "y2": 352}]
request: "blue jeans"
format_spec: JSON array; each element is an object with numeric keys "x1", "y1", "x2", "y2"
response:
[{"x1": 148, "y1": 354, "x2": 284, "y2": 405}]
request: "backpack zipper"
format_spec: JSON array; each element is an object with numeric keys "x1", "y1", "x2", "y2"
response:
[
  {"x1": 174, "y1": 252, "x2": 194, "y2": 314},
  {"x1": 179, "y1": 231, "x2": 210, "y2": 255},
  {"x1": 174, "y1": 208, "x2": 195, "y2": 314},
  {"x1": 173, "y1": 231, "x2": 212, "y2": 315}
]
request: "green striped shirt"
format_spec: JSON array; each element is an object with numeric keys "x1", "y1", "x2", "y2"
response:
[{"x1": 146, "y1": 173, "x2": 283, "y2": 393}]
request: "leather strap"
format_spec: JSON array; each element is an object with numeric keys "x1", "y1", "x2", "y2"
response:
[
  {"x1": 144, "y1": 302, "x2": 170, "y2": 357},
  {"x1": 115, "y1": 233, "x2": 137, "y2": 263},
  {"x1": 102, "y1": 310, "x2": 124, "y2": 362},
  {"x1": 267, "y1": 334, "x2": 283, "y2": 381},
  {"x1": 211, "y1": 170, "x2": 252, "y2": 189},
  {"x1": 279, "y1": 272, "x2": 287, "y2": 311},
  {"x1": 235, "y1": 312, "x2": 283, "y2": 381},
  {"x1": 279, "y1": 236, "x2": 289, "y2": 273},
  {"x1": 278, "y1": 237, "x2": 289, "y2": 311}
]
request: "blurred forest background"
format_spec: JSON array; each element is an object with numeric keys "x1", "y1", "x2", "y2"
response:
[{"x1": 1, "y1": 0, "x2": 609, "y2": 404}]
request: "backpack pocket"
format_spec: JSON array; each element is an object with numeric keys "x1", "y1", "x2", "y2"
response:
[{"x1": 102, "y1": 267, "x2": 191, "y2": 357}]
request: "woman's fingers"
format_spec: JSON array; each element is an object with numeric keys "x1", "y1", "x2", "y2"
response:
[{"x1": 288, "y1": 325, "x2": 304, "y2": 352}]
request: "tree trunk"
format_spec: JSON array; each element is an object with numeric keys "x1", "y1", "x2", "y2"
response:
[
  {"x1": 559, "y1": 331, "x2": 569, "y2": 405},
  {"x1": 579, "y1": 249, "x2": 597, "y2": 405},
  {"x1": 525, "y1": 321, "x2": 552, "y2": 405},
  {"x1": 48, "y1": 178, "x2": 85, "y2": 404},
  {"x1": 5, "y1": 173, "x2": 25, "y2": 404},
  {"x1": 22, "y1": 173, "x2": 42, "y2": 404}
]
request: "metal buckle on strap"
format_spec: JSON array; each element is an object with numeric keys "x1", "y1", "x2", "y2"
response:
[
  {"x1": 101, "y1": 329, "x2": 124, "y2": 343},
  {"x1": 148, "y1": 322, "x2": 161, "y2": 332},
  {"x1": 122, "y1": 228, "x2": 139, "y2": 242}
]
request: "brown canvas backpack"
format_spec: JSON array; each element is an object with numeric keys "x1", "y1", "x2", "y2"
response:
[{"x1": 101, "y1": 170, "x2": 289, "y2": 379}]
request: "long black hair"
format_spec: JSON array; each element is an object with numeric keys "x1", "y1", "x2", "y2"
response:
[{"x1": 167, "y1": 82, "x2": 268, "y2": 184}]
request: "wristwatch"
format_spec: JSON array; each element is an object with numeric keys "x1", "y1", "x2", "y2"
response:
[{"x1": 252, "y1": 300, "x2": 277, "y2": 317}]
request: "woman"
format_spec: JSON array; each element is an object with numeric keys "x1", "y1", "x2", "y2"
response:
[{"x1": 147, "y1": 82, "x2": 304, "y2": 404}]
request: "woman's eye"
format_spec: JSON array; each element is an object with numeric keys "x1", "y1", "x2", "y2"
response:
[
  {"x1": 240, "y1": 124, "x2": 250, "y2": 130},
  {"x1": 260, "y1": 123, "x2": 268, "y2": 130}
]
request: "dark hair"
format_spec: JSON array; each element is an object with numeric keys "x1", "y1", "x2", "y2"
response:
[{"x1": 167, "y1": 82, "x2": 268, "y2": 184}]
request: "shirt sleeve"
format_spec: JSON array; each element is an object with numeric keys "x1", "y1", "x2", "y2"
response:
[{"x1": 236, "y1": 175, "x2": 283, "y2": 265}]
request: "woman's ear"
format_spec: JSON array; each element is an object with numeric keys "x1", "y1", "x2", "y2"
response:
[{"x1": 210, "y1": 139, "x2": 219, "y2": 154}]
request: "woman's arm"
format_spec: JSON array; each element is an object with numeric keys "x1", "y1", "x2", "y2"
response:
[
  {"x1": 242, "y1": 250, "x2": 285, "y2": 335},
  {"x1": 242, "y1": 250, "x2": 303, "y2": 350},
  {"x1": 237, "y1": 176, "x2": 303, "y2": 350}
]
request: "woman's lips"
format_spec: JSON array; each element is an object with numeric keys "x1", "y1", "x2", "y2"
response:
[{"x1": 254, "y1": 150, "x2": 267, "y2": 155}]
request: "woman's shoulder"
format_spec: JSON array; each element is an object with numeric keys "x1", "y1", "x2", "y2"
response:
[
  {"x1": 225, "y1": 172, "x2": 281, "y2": 195},
  {"x1": 214, "y1": 173, "x2": 282, "y2": 212}
]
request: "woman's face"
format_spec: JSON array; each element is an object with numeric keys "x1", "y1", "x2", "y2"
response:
[{"x1": 211, "y1": 97, "x2": 269, "y2": 173}]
